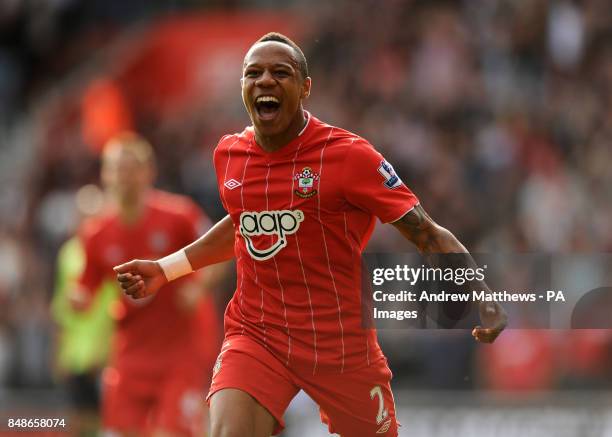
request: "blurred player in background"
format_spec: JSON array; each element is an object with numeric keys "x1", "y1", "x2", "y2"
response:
[
  {"x1": 114, "y1": 34, "x2": 507, "y2": 437},
  {"x1": 71, "y1": 132, "x2": 221, "y2": 437},
  {"x1": 51, "y1": 185, "x2": 117, "y2": 436}
]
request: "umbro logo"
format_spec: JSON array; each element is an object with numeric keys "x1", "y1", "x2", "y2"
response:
[
  {"x1": 224, "y1": 179, "x2": 242, "y2": 190},
  {"x1": 377, "y1": 418, "x2": 392, "y2": 433}
]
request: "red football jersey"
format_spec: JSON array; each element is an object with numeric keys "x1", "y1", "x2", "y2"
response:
[
  {"x1": 214, "y1": 112, "x2": 419, "y2": 374},
  {"x1": 79, "y1": 190, "x2": 213, "y2": 377}
]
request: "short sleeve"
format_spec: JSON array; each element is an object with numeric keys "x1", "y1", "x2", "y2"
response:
[
  {"x1": 342, "y1": 140, "x2": 419, "y2": 223},
  {"x1": 77, "y1": 232, "x2": 106, "y2": 294}
]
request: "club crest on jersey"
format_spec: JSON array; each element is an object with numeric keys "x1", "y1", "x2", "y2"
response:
[
  {"x1": 378, "y1": 160, "x2": 403, "y2": 189},
  {"x1": 294, "y1": 167, "x2": 320, "y2": 198},
  {"x1": 239, "y1": 210, "x2": 304, "y2": 261}
]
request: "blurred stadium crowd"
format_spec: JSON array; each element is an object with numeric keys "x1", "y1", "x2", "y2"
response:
[{"x1": 0, "y1": 0, "x2": 612, "y2": 423}]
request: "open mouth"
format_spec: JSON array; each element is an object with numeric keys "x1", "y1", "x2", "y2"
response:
[{"x1": 254, "y1": 95, "x2": 281, "y2": 121}]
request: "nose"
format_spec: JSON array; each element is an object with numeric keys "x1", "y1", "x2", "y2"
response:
[{"x1": 255, "y1": 70, "x2": 275, "y2": 87}]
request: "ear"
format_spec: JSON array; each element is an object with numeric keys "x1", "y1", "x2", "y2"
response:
[{"x1": 301, "y1": 77, "x2": 312, "y2": 99}]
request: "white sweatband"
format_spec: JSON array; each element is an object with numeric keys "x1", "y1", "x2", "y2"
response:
[{"x1": 158, "y1": 250, "x2": 193, "y2": 281}]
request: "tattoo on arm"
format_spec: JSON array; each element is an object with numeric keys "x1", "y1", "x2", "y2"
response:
[
  {"x1": 392, "y1": 205, "x2": 467, "y2": 254},
  {"x1": 394, "y1": 205, "x2": 430, "y2": 232},
  {"x1": 392, "y1": 204, "x2": 507, "y2": 328},
  {"x1": 392, "y1": 205, "x2": 437, "y2": 252}
]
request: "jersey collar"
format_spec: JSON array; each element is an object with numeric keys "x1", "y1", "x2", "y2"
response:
[{"x1": 251, "y1": 110, "x2": 315, "y2": 160}]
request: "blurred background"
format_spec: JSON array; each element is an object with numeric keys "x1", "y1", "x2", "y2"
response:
[{"x1": 1, "y1": 0, "x2": 612, "y2": 435}]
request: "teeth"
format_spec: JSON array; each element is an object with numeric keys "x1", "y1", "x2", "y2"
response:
[{"x1": 256, "y1": 96, "x2": 279, "y2": 104}]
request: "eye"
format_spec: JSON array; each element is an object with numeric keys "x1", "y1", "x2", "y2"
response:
[
  {"x1": 275, "y1": 70, "x2": 290, "y2": 78},
  {"x1": 244, "y1": 70, "x2": 260, "y2": 78}
]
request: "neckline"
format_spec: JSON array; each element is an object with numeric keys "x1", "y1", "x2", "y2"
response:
[{"x1": 250, "y1": 111, "x2": 315, "y2": 160}]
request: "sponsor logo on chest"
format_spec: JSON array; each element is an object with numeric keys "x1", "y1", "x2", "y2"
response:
[{"x1": 239, "y1": 209, "x2": 304, "y2": 261}]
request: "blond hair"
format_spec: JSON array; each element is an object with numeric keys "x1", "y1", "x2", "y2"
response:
[{"x1": 102, "y1": 131, "x2": 154, "y2": 166}]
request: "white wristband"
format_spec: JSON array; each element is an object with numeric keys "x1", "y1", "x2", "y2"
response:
[{"x1": 158, "y1": 250, "x2": 193, "y2": 281}]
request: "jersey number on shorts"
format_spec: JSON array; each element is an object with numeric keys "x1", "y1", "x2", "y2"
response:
[{"x1": 370, "y1": 385, "x2": 389, "y2": 425}]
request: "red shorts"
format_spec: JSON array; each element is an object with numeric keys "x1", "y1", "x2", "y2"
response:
[
  {"x1": 102, "y1": 362, "x2": 208, "y2": 436},
  {"x1": 207, "y1": 335, "x2": 399, "y2": 436}
]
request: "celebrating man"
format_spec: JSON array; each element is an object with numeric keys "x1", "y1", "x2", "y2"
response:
[{"x1": 114, "y1": 33, "x2": 506, "y2": 437}]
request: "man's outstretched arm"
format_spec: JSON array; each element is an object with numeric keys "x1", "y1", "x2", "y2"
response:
[
  {"x1": 114, "y1": 214, "x2": 235, "y2": 299},
  {"x1": 391, "y1": 204, "x2": 507, "y2": 343}
]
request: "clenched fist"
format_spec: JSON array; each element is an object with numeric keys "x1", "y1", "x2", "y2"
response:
[{"x1": 113, "y1": 259, "x2": 168, "y2": 299}]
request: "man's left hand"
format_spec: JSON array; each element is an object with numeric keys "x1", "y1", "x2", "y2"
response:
[{"x1": 472, "y1": 301, "x2": 507, "y2": 343}]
